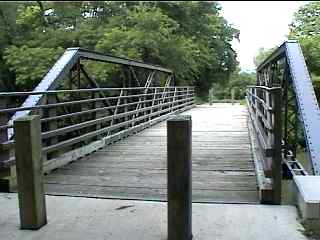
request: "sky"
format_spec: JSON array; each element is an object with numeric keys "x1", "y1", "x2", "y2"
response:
[{"x1": 218, "y1": 1, "x2": 308, "y2": 72}]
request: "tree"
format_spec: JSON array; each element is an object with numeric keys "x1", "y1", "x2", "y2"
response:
[
  {"x1": 289, "y1": 1, "x2": 320, "y2": 100},
  {"x1": 289, "y1": 2, "x2": 320, "y2": 37},
  {"x1": 1, "y1": 1, "x2": 239, "y2": 97},
  {"x1": 4, "y1": 45, "x2": 64, "y2": 89},
  {"x1": 0, "y1": 2, "x2": 18, "y2": 91},
  {"x1": 253, "y1": 47, "x2": 277, "y2": 68},
  {"x1": 229, "y1": 70, "x2": 256, "y2": 99}
]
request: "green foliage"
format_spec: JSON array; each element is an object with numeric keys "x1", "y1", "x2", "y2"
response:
[
  {"x1": 4, "y1": 46, "x2": 64, "y2": 89},
  {"x1": 295, "y1": 36, "x2": 320, "y2": 76},
  {"x1": 211, "y1": 70, "x2": 256, "y2": 100},
  {"x1": 289, "y1": 2, "x2": 320, "y2": 37},
  {"x1": 253, "y1": 47, "x2": 277, "y2": 68},
  {"x1": 311, "y1": 73, "x2": 320, "y2": 102},
  {"x1": 229, "y1": 71, "x2": 256, "y2": 99},
  {"x1": 300, "y1": 220, "x2": 320, "y2": 240},
  {"x1": 0, "y1": 1, "x2": 239, "y2": 95},
  {"x1": 289, "y1": 1, "x2": 320, "y2": 101}
]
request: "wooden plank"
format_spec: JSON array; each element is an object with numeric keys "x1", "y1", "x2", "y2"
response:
[
  {"x1": 42, "y1": 104, "x2": 194, "y2": 172},
  {"x1": 97, "y1": 150, "x2": 253, "y2": 156},
  {"x1": 44, "y1": 184, "x2": 259, "y2": 203},
  {"x1": 45, "y1": 172, "x2": 258, "y2": 190},
  {"x1": 61, "y1": 157, "x2": 254, "y2": 164},
  {"x1": 59, "y1": 162, "x2": 255, "y2": 172},
  {"x1": 45, "y1": 104, "x2": 259, "y2": 204}
]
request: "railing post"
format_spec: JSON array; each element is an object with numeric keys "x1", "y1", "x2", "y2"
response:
[
  {"x1": 191, "y1": 87, "x2": 195, "y2": 106},
  {"x1": 254, "y1": 88, "x2": 258, "y2": 119},
  {"x1": 250, "y1": 88, "x2": 254, "y2": 107},
  {"x1": 167, "y1": 115, "x2": 192, "y2": 240},
  {"x1": 109, "y1": 89, "x2": 123, "y2": 135},
  {"x1": 123, "y1": 90, "x2": 129, "y2": 130},
  {"x1": 143, "y1": 89, "x2": 148, "y2": 121},
  {"x1": 272, "y1": 88, "x2": 282, "y2": 204},
  {"x1": 149, "y1": 88, "x2": 158, "y2": 121},
  {"x1": 14, "y1": 115, "x2": 47, "y2": 229},
  {"x1": 184, "y1": 87, "x2": 189, "y2": 109},
  {"x1": 0, "y1": 98, "x2": 13, "y2": 192},
  {"x1": 46, "y1": 94, "x2": 58, "y2": 159},
  {"x1": 265, "y1": 91, "x2": 273, "y2": 153},
  {"x1": 92, "y1": 92, "x2": 102, "y2": 139},
  {"x1": 158, "y1": 88, "x2": 163, "y2": 117},
  {"x1": 171, "y1": 87, "x2": 177, "y2": 112},
  {"x1": 0, "y1": 98, "x2": 9, "y2": 169}
]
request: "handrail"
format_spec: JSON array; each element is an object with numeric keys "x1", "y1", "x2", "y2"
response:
[
  {"x1": 246, "y1": 85, "x2": 282, "y2": 91},
  {"x1": 246, "y1": 86, "x2": 281, "y2": 156},
  {"x1": 0, "y1": 93, "x2": 195, "y2": 131},
  {"x1": 7, "y1": 48, "x2": 175, "y2": 137},
  {"x1": 0, "y1": 86, "x2": 193, "y2": 97},
  {"x1": 255, "y1": 40, "x2": 320, "y2": 176},
  {"x1": 0, "y1": 87, "x2": 195, "y2": 171},
  {"x1": 0, "y1": 90, "x2": 193, "y2": 114},
  {"x1": 246, "y1": 86, "x2": 282, "y2": 204}
]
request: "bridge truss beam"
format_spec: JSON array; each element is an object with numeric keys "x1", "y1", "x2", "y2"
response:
[
  {"x1": 256, "y1": 40, "x2": 320, "y2": 176},
  {"x1": 6, "y1": 48, "x2": 174, "y2": 139}
]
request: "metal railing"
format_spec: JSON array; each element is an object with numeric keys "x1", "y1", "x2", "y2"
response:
[
  {"x1": 246, "y1": 86, "x2": 282, "y2": 204},
  {"x1": 0, "y1": 86, "x2": 195, "y2": 173},
  {"x1": 256, "y1": 40, "x2": 320, "y2": 176}
]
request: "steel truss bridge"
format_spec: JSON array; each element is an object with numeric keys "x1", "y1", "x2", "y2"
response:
[{"x1": 0, "y1": 40, "x2": 319, "y2": 215}]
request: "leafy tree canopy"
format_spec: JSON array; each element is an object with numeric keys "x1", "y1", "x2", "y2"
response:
[
  {"x1": 253, "y1": 47, "x2": 277, "y2": 68},
  {"x1": 0, "y1": 1, "x2": 240, "y2": 98},
  {"x1": 289, "y1": 1, "x2": 320, "y2": 99},
  {"x1": 289, "y1": 2, "x2": 320, "y2": 37}
]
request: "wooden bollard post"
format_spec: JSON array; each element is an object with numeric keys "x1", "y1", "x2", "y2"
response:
[
  {"x1": 167, "y1": 115, "x2": 192, "y2": 240},
  {"x1": 14, "y1": 115, "x2": 47, "y2": 230}
]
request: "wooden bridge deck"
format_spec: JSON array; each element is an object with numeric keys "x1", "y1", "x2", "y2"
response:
[{"x1": 44, "y1": 103, "x2": 259, "y2": 204}]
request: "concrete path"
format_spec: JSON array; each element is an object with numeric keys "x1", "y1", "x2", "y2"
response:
[{"x1": 0, "y1": 193, "x2": 307, "y2": 240}]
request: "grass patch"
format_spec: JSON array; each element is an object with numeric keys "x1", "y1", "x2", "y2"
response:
[{"x1": 300, "y1": 220, "x2": 320, "y2": 240}]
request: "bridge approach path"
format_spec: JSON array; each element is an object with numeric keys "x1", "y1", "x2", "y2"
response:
[{"x1": 44, "y1": 103, "x2": 259, "y2": 204}]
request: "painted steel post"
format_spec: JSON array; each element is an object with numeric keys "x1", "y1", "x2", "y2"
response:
[
  {"x1": 14, "y1": 115, "x2": 47, "y2": 229},
  {"x1": 272, "y1": 88, "x2": 282, "y2": 204},
  {"x1": 149, "y1": 88, "x2": 158, "y2": 121},
  {"x1": 46, "y1": 95, "x2": 58, "y2": 159},
  {"x1": 92, "y1": 92, "x2": 102, "y2": 140},
  {"x1": 171, "y1": 87, "x2": 177, "y2": 112},
  {"x1": 167, "y1": 115, "x2": 192, "y2": 240}
]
